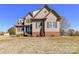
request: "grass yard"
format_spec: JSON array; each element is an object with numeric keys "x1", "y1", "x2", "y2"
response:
[{"x1": 0, "y1": 36, "x2": 79, "y2": 54}]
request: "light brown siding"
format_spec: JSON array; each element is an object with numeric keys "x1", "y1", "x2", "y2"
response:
[
  {"x1": 45, "y1": 12, "x2": 60, "y2": 32},
  {"x1": 15, "y1": 27, "x2": 24, "y2": 35},
  {"x1": 34, "y1": 8, "x2": 49, "y2": 19},
  {"x1": 24, "y1": 14, "x2": 32, "y2": 25}
]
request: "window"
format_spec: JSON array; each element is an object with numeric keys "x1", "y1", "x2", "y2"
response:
[
  {"x1": 17, "y1": 27, "x2": 23, "y2": 32},
  {"x1": 26, "y1": 19, "x2": 30, "y2": 23},
  {"x1": 21, "y1": 27, "x2": 24, "y2": 32},
  {"x1": 27, "y1": 19, "x2": 30, "y2": 23},
  {"x1": 18, "y1": 23, "x2": 19, "y2": 24},
  {"x1": 44, "y1": 11, "x2": 47, "y2": 13},
  {"x1": 36, "y1": 22, "x2": 41, "y2": 29},
  {"x1": 20, "y1": 20, "x2": 22, "y2": 23},
  {"x1": 17, "y1": 27, "x2": 20, "y2": 32},
  {"x1": 47, "y1": 22, "x2": 53, "y2": 28},
  {"x1": 47, "y1": 22, "x2": 48, "y2": 28},
  {"x1": 47, "y1": 22, "x2": 57, "y2": 29},
  {"x1": 53, "y1": 22, "x2": 57, "y2": 28}
]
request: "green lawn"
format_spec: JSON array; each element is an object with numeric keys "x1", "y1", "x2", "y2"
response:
[{"x1": 0, "y1": 36, "x2": 79, "y2": 54}]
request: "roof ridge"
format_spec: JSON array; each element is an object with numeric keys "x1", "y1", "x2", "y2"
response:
[
  {"x1": 28, "y1": 12, "x2": 33, "y2": 17},
  {"x1": 51, "y1": 10, "x2": 61, "y2": 18}
]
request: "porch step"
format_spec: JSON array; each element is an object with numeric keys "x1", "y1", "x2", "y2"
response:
[{"x1": 24, "y1": 33, "x2": 31, "y2": 36}]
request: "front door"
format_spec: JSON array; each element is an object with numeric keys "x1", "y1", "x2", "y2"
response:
[{"x1": 40, "y1": 20, "x2": 45, "y2": 37}]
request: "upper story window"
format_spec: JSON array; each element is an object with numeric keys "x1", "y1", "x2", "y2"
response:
[
  {"x1": 26, "y1": 19, "x2": 30, "y2": 23},
  {"x1": 20, "y1": 20, "x2": 22, "y2": 23},
  {"x1": 18, "y1": 23, "x2": 19, "y2": 24},
  {"x1": 17, "y1": 20, "x2": 23, "y2": 25},
  {"x1": 44, "y1": 11, "x2": 47, "y2": 13}
]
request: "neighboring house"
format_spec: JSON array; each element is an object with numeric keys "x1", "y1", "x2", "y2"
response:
[
  {"x1": 4, "y1": 33, "x2": 10, "y2": 36},
  {"x1": 15, "y1": 5, "x2": 61, "y2": 37},
  {"x1": 0, "y1": 32, "x2": 10, "y2": 36}
]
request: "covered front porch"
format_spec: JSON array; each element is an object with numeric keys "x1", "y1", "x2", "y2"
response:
[
  {"x1": 24, "y1": 24, "x2": 32, "y2": 36},
  {"x1": 32, "y1": 18, "x2": 46, "y2": 37}
]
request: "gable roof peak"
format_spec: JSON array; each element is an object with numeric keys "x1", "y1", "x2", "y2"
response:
[
  {"x1": 33, "y1": 5, "x2": 51, "y2": 18},
  {"x1": 28, "y1": 12, "x2": 33, "y2": 17},
  {"x1": 43, "y1": 5, "x2": 52, "y2": 11},
  {"x1": 23, "y1": 12, "x2": 33, "y2": 19},
  {"x1": 44, "y1": 5, "x2": 49, "y2": 8}
]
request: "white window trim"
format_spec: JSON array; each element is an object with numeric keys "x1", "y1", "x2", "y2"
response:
[
  {"x1": 47, "y1": 22, "x2": 57, "y2": 29},
  {"x1": 47, "y1": 22, "x2": 53, "y2": 29},
  {"x1": 36, "y1": 22, "x2": 41, "y2": 29},
  {"x1": 53, "y1": 22, "x2": 57, "y2": 28}
]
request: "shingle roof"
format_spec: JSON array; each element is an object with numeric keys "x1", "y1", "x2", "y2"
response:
[
  {"x1": 33, "y1": 5, "x2": 61, "y2": 19},
  {"x1": 23, "y1": 12, "x2": 33, "y2": 20},
  {"x1": 18, "y1": 5, "x2": 61, "y2": 22},
  {"x1": 28, "y1": 12, "x2": 33, "y2": 17},
  {"x1": 43, "y1": 5, "x2": 61, "y2": 18}
]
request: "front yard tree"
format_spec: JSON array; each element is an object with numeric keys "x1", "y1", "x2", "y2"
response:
[
  {"x1": 8, "y1": 27, "x2": 15, "y2": 35},
  {"x1": 60, "y1": 17, "x2": 70, "y2": 35}
]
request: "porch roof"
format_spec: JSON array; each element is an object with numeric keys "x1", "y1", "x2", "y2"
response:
[
  {"x1": 24, "y1": 23, "x2": 32, "y2": 26},
  {"x1": 15, "y1": 25, "x2": 24, "y2": 27},
  {"x1": 31, "y1": 18, "x2": 46, "y2": 21}
]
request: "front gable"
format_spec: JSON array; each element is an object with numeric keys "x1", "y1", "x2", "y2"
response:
[
  {"x1": 24, "y1": 13, "x2": 33, "y2": 25},
  {"x1": 46, "y1": 12, "x2": 57, "y2": 22},
  {"x1": 24, "y1": 13, "x2": 33, "y2": 20},
  {"x1": 34, "y1": 5, "x2": 50, "y2": 19},
  {"x1": 34, "y1": 5, "x2": 61, "y2": 21},
  {"x1": 16, "y1": 18, "x2": 24, "y2": 26}
]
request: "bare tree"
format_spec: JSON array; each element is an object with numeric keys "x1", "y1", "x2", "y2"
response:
[
  {"x1": 75, "y1": 31, "x2": 79, "y2": 36},
  {"x1": 68, "y1": 29, "x2": 75, "y2": 36},
  {"x1": 60, "y1": 17, "x2": 70, "y2": 31},
  {"x1": 60, "y1": 17, "x2": 71, "y2": 35}
]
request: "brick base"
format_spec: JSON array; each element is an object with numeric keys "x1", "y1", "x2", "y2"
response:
[
  {"x1": 32, "y1": 32, "x2": 60, "y2": 37},
  {"x1": 45, "y1": 32, "x2": 60, "y2": 37},
  {"x1": 32, "y1": 32, "x2": 40, "y2": 37}
]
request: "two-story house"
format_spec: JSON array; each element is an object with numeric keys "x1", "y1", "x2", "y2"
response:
[{"x1": 15, "y1": 5, "x2": 61, "y2": 37}]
